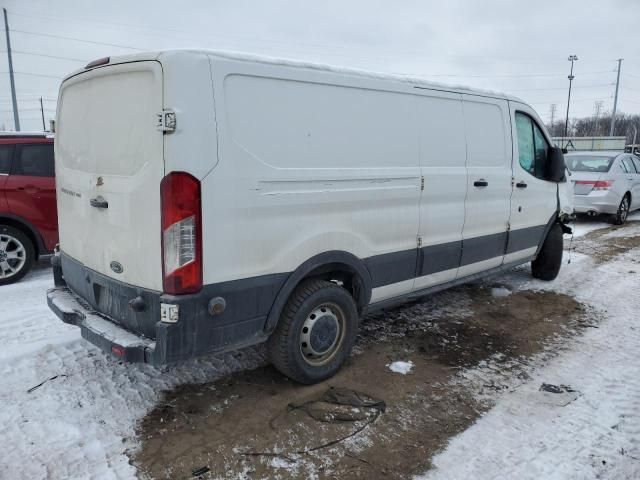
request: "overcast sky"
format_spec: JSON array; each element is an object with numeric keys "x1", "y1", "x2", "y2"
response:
[{"x1": 1, "y1": 0, "x2": 639, "y2": 132}]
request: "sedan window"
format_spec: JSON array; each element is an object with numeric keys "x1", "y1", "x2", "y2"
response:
[
  {"x1": 621, "y1": 157, "x2": 635, "y2": 174},
  {"x1": 565, "y1": 156, "x2": 615, "y2": 172}
]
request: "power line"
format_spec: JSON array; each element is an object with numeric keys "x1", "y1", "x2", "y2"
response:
[
  {"x1": 13, "y1": 71, "x2": 64, "y2": 79},
  {"x1": 529, "y1": 97, "x2": 612, "y2": 105},
  {"x1": 10, "y1": 49, "x2": 90, "y2": 63},
  {"x1": 4, "y1": 11, "x2": 631, "y2": 70},
  {"x1": 417, "y1": 70, "x2": 613, "y2": 79},
  {"x1": 11, "y1": 29, "x2": 144, "y2": 51},
  {"x1": 508, "y1": 83, "x2": 614, "y2": 92}
]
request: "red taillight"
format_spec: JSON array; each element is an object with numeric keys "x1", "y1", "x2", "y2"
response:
[
  {"x1": 160, "y1": 172, "x2": 202, "y2": 295},
  {"x1": 111, "y1": 345, "x2": 124, "y2": 357},
  {"x1": 575, "y1": 180, "x2": 613, "y2": 190}
]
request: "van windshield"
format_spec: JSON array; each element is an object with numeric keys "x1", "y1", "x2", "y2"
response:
[{"x1": 565, "y1": 155, "x2": 614, "y2": 173}]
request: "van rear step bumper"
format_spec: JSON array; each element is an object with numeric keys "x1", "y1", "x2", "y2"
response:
[{"x1": 47, "y1": 287, "x2": 156, "y2": 363}]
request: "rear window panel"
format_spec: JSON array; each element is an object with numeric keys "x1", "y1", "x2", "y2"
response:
[
  {"x1": 12, "y1": 144, "x2": 55, "y2": 177},
  {"x1": 0, "y1": 145, "x2": 14, "y2": 174},
  {"x1": 565, "y1": 155, "x2": 614, "y2": 173}
]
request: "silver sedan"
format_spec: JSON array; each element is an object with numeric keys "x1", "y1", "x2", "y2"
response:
[{"x1": 565, "y1": 151, "x2": 640, "y2": 224}]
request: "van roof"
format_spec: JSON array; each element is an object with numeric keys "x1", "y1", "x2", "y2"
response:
[{"x1": 68, "y1": 49, "x2": 525, "y2": 104}]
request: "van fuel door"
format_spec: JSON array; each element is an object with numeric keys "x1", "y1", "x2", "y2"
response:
[{"x1": 156, "y1": 109, "x2": 176, "y2": 133}]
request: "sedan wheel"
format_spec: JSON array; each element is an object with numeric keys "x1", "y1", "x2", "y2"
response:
[{"x1": 613, "y1": 196, "x2": 630, "y2": 225}]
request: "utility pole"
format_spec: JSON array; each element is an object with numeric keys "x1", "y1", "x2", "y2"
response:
[
  {"x1": 39, "y1": 97, "x2": 46, "y2": 131},
  {"x1": 550, "y1": 104, "x2": 557, "y2": 133},
  {"x1": 592, "y1": 101, "x2": 603, "y2": 136},
  {"x1": 563, "y1": 55, "x2": 578, "y2": 146},
  {"x1": 3, "y1": 8, "x2": 19, "y2": 131},
  {"x1": 609, "y1": 58, "x2": 622, "y2": 137}
]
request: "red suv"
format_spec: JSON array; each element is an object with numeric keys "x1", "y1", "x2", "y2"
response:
[{"x1": 0, "y1": 133, "x2": 57, "y2": 285}]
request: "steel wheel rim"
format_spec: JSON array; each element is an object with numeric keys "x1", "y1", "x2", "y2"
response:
[
  {"x1": 620, "y1": 198, "x2": 629, "y2": 222},
  {"x1": 0, "y1": 234, "x2": 27, "y2": 279},
  {"x1": 300, "y1": 302, "x2": 346, "y2": 367}
]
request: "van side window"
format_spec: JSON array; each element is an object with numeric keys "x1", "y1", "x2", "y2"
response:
[
  {"x1": 0, "y1": 145, "x2": 14, "y2": 174},
  {"x1": 11, "y1": 144, "x2": 54, "y2": 177},
  {"x1": 515, "y1": 112, "x2": 550, "y2": 180},
  {"x1": 515, "y1": 113, "x2": 535, "y2": 174}
]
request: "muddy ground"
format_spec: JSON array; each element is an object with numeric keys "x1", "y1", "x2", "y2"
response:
[
  {"x1": 132, "y1": 220, "x2": 638, "y2": 480},
  {"x1": 133, "y1": 288, "x2": 585, "y2": 479},
  {"x1": 572, "y1": 219, "x2": 640, "y2": 264}
]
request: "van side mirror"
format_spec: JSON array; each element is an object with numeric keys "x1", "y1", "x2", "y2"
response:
[{"x1": 547, "y1": 147, "x2": 566, "y2": 182}]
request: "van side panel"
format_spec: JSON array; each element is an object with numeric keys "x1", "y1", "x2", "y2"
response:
[
  {"x1": 162, "y1": 51, "x2": 219, "y2": 178},
  {"x1": 204, "y1": 58, "x2": 421, "y2": 296},
  {"x1": 457, "y1": 96, "x2": 512, "y2": 277},
  {"x1": 413, "y1": 92, "x2": 467, "y2": 291}
]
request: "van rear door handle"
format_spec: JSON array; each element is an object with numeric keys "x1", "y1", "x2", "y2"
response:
[
  {"x1": 473, "y1": 179, "x2": 489, "y2": 187},
  {"x1": 516, "y1": 182, "x2": 528, "y2": 188},
  {"x1": 90, "y1": 197, "x2": 109, "y2": 209}
]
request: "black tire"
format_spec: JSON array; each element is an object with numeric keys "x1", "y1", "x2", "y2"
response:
[
  {"x1": 612, "y1": 194, "x2": 630, "y2": 225},
  {"x1": 0, "y1": 225, "x2": 35, "y2": 286},
  {"x1": 531, "y1": 222, "x2": 563, "y2": 281},
  {"x1": 267, "y1": 279, "x2": 359, "y2": 384}
]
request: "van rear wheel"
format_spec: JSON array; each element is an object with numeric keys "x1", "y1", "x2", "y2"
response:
[
  {"x1": 268, "y1": 279, "x2": 358, "y2": 384},
  {"x1": 0, "y1": 225, "x2": 35, "y2": 286},
  {"x1": 531, "y1": 223, "x2": 563, "y2": 281}
]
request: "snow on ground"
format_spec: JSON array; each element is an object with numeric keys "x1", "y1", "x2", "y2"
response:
[
  {"x1": 570, "y1": 211, "x2": 640, "y2": 238},
  {"x1": 387, "y1": 360, "x2": 415, "y2": 375},
  {"x1": 417, "y1": 220, "x2": 640, "y2": 480},
  {"x1": 1, "y1": 214, "x2": 638, "y2": 479},
  {"x1": 0, "y1": 261, "x2": 265, "y2": 479}
]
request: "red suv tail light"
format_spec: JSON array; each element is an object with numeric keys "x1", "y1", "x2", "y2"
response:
[{"x1": 160, "y1": 172, "x2": 202, "y2": 295}]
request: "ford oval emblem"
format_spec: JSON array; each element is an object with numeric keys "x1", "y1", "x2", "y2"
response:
[{"x1": 110, "y1": 261, "x2": 123, "y2": 274}]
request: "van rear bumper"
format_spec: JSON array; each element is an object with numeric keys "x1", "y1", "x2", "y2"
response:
[
  {"x1": 47, "y1": 286, "x2": 156, "y2": 363},
  {"x1": 47, "y1": 251, "x2": 287, "y2": 365}
]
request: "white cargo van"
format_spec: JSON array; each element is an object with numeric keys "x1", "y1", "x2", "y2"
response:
[{"x1": 48, "y1": 50, "x2": 572, "y2": 384}]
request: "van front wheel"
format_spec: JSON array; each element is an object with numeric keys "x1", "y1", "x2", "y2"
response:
[
  {"x1": 268, "y1": 279, "x2": 359, "y2": 384},
  {"x1": 531, "y1": 223, "x2": 563, "y2": 281}
]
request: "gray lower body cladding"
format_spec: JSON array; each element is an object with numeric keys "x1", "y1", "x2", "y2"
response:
[{"x1": 50, "y1": 252, "x2": 288, "y2": 364}]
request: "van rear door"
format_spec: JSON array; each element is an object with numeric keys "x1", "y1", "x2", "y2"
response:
[{"x1": 56, "y1": 60, "x2": 165, "y2": 291}]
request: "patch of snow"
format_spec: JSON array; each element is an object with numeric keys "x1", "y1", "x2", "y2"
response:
[
  {"x1": 490, "y1": 287, "x2": 511, "y2": 298},
  {"x1": 387, "y1": 360, "x2": 414, "y2": 375},
  {"x1": 416, "y1": 239, "x2": 640, "y2": 479},
  {"x1": 569, "y1": 211, "x2": 639, "y2": 238},
  {"x1": 0, "y1": 262, "x2": 265, "y2": 480}
]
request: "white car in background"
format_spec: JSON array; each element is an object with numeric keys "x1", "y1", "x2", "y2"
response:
[{"x1": 566, "y1": 151, "x2": 640, "y2": 224}]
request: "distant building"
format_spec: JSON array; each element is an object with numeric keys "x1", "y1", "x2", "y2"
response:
[{"x1": 552, "y1": 136, "x2": 627, "y2": 151}]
